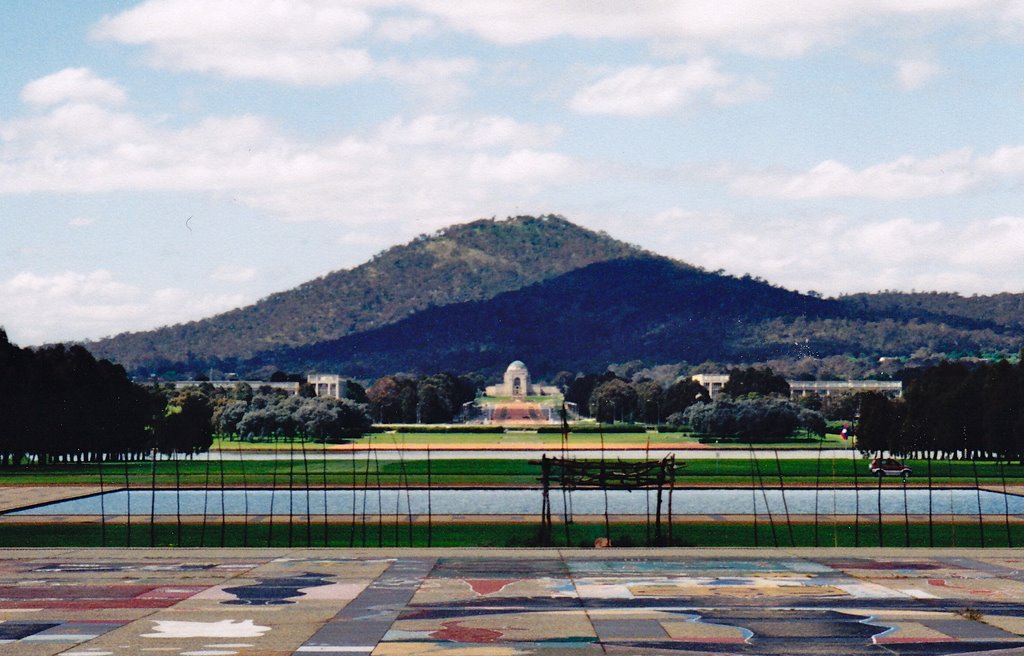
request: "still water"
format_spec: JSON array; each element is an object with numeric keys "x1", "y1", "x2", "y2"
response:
[{"x1": 11, "y1": 488, "x2": 1024, "y2": 516}]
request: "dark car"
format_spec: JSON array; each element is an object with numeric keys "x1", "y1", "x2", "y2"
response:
[{"x1": 869, "y1": 457, "x2": 912, "y2": 478}]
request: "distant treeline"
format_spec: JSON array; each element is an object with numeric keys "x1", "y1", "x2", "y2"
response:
[
  {"x1": 857, "y1": 359, "x2": 1024, "y2": 460},
  {"x1": 0, "y1": 330, "x2": 212, "y2": 466},
  {"x1": 366, "y1": 373, "x2": 479, "y2": 424},
  {"x1": 564, "y1": 366, "x2": 829, "y2": 439}
]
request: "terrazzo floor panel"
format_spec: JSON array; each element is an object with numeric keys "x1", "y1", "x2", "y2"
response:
[{"x1": 1, "y1": 548, "x2": 1024, "y2": 655}]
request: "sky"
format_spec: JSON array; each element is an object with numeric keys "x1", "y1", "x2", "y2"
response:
[{"x1": 3, "y1": 1, "x2": 1024, "y2": 346}]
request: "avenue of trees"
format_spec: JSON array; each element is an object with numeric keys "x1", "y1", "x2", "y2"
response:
[
  {"x1": 366, "y1": 373, "x2": 478, "y2": 423},
  {"x1": 856, "y1": 359, "x2": 1024, "y2": 460},
  {"x1": 0, "y1": 332, "x2": 377, "y2": 466},
  {"x1": 0, "y1": 330, "x2": 213, "y2": 466},
  {"x1": 564, "y1": 371, "x2": 712, "y2": 424}
]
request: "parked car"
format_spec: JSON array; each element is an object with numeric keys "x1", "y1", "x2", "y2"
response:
[{"x1": 869, "y1": 457, "x2": 912, "y2": 478}]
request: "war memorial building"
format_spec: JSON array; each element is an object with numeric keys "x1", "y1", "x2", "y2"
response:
[{"x1": 484, "y1": 360, "x2": 560, "y2": 398}]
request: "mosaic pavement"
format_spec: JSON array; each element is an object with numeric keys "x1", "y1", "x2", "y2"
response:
[{"x1": 2, "y1": 548, "x2": 1024, "y2": 655}]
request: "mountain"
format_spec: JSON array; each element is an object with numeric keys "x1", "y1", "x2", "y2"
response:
[
  {"x1": 85, "y1": 214, "x2": 1024, "y2": 379},
  {"x1": 249, "y1": 256, "x2": 843, "y2": 379},
  {"x1": 87, "y1": 215, "x2": 645, "y2": 369},
  {"x1": 838, "y1": 292, "x2": 1024, "y2": 332}
]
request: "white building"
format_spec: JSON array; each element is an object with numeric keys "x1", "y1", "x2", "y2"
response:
[{"x1": 692, "y1": 373, "x2": 902, "y2": 401}]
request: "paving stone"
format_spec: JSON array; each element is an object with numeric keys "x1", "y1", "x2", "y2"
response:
[{"x1": 1, "y1": 548, "x2": 1024, "y2": 655}]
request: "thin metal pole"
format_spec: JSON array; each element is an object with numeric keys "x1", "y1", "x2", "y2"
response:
[
  {"x1": 973, "y1": 455, "x2": 985, "y2": 547},
  {"x1": 903, "y1": 474, "x2": 910, "y2": 547},
  {"x1": 149, "y1": 447, "x2": 157, "y2": 547},
  {"x1": 667, "y1": 456, "x2": 675, "y2": 545},
  {"x1": 201, "y1": 446, "x2": 211, "y2": 547},
  {"x1": 287, "y1": 435, "x2": 295, "y2": 547},
  {"x1": 853, "y1": 448, "x2": 861, "y2": 547},
  {"x1": 426, "y1": 442, "x2": 432, "y2": 548},
  {"x1": 774, "y1": 448, "x2": 795, "y2": 547},
  {"x1": 927, "y1": 451, "x2": 934, "y2": 547},
  {"x1": 174, "y1": 448, "x2": 181, "y2": 547},
  {"x1": 99, "y1": 452, "x2": 107, "y2": 544},
  {"x1": 749, "y1": 445, "x2": 758, "y2": 547},
  {"x1": 301, "y1": 438, "x2": 311, "y2": 547},
  {"x1": 1000, "y1": 456, "x2": 1012, "y2": 547},
  {"x1": 124, "y1": 455, "x2": 132, "y2": 547},
  {"x1": 267, "y1": 436, "x2": 278, "y2": 547},
  {"x1": 876, "y1": 469, "x2": 883, "y2": 547},
  {"x1": 322, "y1": 437, "x2": 328, "y2": 547},
  {"x1": 814, "y1": 432, "x2": 824, "y2": 547},
  {"x1": 218, "y1": 444, "x2": 226, "y2": 547},
  {"x1": 349, "y1": 440, "x2": 357, "y2": 547},
  {"x1": 239, "y1": 439, "x2": 248, "y2": 547}
]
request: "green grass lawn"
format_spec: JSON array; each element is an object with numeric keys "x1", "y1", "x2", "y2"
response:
[
  {"x1": 2, "y1": 457, "x2": 1022, "y2": 487},
  {"x1": 213, "y1": 431, "x2": 853, "y2": 449},
  {"x1": 0, "y1": 520, "x2": 1017, "y2": 549}
]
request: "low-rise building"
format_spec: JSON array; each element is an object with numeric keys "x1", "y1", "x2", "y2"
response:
[{"x1": 692, "y1": 374, "x2": 902, "y2": 401}]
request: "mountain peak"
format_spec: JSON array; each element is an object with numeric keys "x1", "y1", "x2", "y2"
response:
[{"x1": 89, "y1": 215, "x2": 646, "y2": 371}]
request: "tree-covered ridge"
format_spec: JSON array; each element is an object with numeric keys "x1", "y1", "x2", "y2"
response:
[
  {"x1": 246, "y1": 256, "x2": 1023, "y2": 381},
  {"x1": 76, "y1": 215, "x2": 1024, "y2": 380},
  {"x1": 250, "y1": 257, "x2": 841, "y2": 379},
  {"x1": 87, "y1": 215, "x2": 646, "y2": 369},
  {"x1": 839, "y1": 291, "x2": 1024, "y2": 331}
]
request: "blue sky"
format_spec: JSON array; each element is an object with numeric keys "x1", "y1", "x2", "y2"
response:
[{"x1": 3, "y1": 1, "x2": 1024, "y2": 346}]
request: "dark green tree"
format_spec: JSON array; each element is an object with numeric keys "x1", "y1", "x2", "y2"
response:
[
  {"x1": 589, "y1": 379, "x2": 639, "y2": 423},
  {"x1": 722, "y1": 366, "x2": 790, "y2": 398},
  {"x1": 661, "y1": 377, "x2": 711, "y2": 419}
]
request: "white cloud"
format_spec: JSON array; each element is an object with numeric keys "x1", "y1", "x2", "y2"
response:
[
  {"x1": 896, "y1": 58, "x2": 942, "y2": 90},
  {"x1": 0, "y1": 97, "x2": 579, "y2": 225},
  {"x1": 92, "y1": 0, "x2": 373, "y2": 85},
  {"x1": 401, "y1": 0, "x2": 1016, "y2": 55},
  {"x1": 209, "y1": 264, "x2": 257, "y2": 283},
  {"x1": 374, "y1": 114, "x2": 559, "y2": 148},
  {"x1": 20, "y1": 68, "x2": 127, "y2": 107},
  {"x1": 978, "y1": 145, "x2": 1024, "y2": 175},
  {"x1": 91, "y1": 0, "x2": 472, "y2": 89},
  {"x1": 712, "y1": 78, "x2": 771, "y2": 106},
  {"x1": 617, "y1": 208, "x2": 1024, "y2": 296},
  {"x1": 569, "y1": 60, "x2": 757, "y2": 116},
  {"x1": 0, "y1": 269, "x2": 246, "y2": 345},
  {"x1": 726, "y1": 146, "x2": 1024, "y2": 199},
  {"x1": 89, "y1": 1, "x2": 1024, "y2": 89},
  {"x1": 68, "y1": 216, "x2": 96, "y2": 227},
  {"x1": 375, "y1": 57, "x2": 478, "y2": 106},
  {"x1": 375, "y1": 16, "x2": 437, "y2": 41}
]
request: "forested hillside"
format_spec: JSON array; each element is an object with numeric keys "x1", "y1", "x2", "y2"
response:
[
  {"x1": 81, "y1": 215, "x2": 1024, "y2": 380},
  {"x1": 839, "y1": 292, "x2": 1024, "y2": 331},
  {"x1": 248, "y1": 257, "x2": 841, "y2": 378},
  {"x1": 88, "y1": 215, "x2": 645, "y2": 369}
]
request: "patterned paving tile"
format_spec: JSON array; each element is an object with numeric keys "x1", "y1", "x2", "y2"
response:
[{"x1": 1, "y1": 549, "x2": 1024, "y2": 655}]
